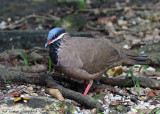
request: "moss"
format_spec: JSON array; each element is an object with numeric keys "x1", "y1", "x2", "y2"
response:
[{"x1": 54, "y1": 13, "x2": 86, "y2": 31}]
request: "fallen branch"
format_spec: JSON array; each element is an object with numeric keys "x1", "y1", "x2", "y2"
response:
[
  {"x1": 98, "y1": 75, "x2": 160, "y2": 89},
  {"x1": 0, "y1": 64, "x2": 102, "y2": 110},
  {"x1": 78, "y1": 6, "x2": 152, "y2": 14}
]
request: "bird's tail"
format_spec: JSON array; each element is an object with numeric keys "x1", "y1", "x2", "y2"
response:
[
  {"x1": 117, "y1": 46, "x2": 152, "y2": 65},
  {"x1": 122, "y1": 54, "x2": 151, "y2": 65}
]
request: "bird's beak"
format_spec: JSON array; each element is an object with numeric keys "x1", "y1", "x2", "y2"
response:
[{"x1": 45, "y1": 40, "x2": 52, "y2": 47}]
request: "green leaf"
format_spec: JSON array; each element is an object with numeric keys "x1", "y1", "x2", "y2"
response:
[
  {"x1": 16, "y1": 50, "x2": 29, "y2": 66},
  {"x1": 136, "y1": 79, "x2": 140, "y2": 92},
  {"x1": 125, "y1": 68, "x2": 133, "y2": 78},
  {"x1": 49, "y1": 58, "x2": 52, "y2": 72},
  {"x1": 150, "y1": 107, "x2": 159, "y2": 114},
  {"x1": 156, "y1": 69, "x2": 160, "y2": 72},
  {"x1": 155, "y1": 108, "x2": 160, "y2": 114},
  {"x1": 137, "y1": 97, "x2": 143, "y2": 101},
  {"x1": 138, "y1": 66, "x2": 143, "y2": 72},
  {"x1": 90, "y1": 97, "x2": 98, "y2": 107},
  {"x1": 5, "y1": 81, "x2": 12, "y2": 84},
  {"x1": 128, "y1": 68, "x2": 134, "y2": 81},
  {"x1": 90, "y1": 97, "x2": 104, "y2": 114},
  {"x1": 142, "y1": 65, "x2": 148, "y2": 72},
  {"x1": 23, "y1": 55, "x2": 29, "y2": 66},
  {"x1": 77, "y1": 0, "x2": 86, "y2": 10},
  {"x1": 134, "y1": 66, "x2": 140, "y2": 68}
]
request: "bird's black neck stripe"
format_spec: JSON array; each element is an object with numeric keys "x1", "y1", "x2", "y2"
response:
[{"x1": 49, "y1": 39, "x2": 61, "y2": 65}]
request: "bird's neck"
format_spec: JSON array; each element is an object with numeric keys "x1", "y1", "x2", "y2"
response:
[
  {"x1": 49, "y1": 33, "x2": 70, "y2": 66},
  {"x1": 49, "y1": 39, "x2": 61, "y2": 65}
]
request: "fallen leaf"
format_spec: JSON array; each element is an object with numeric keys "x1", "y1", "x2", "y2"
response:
[
  {"x1": 23, "y1": 97, "x2": 30, "y2": 100},
  {"x1": 147, "y1": 90, "x2": 160, "y2": 98},
  {"x1": 14, "y1": 97, "x2": 30, "y2": 103},
  {"x1": 110, "y1": 101, "x2": 120, "y2": 105},
  {"x1": 97, "y1": 16, "x2": 117, "y2": 24},
  {"x1": 22, "y1": 89, "x2": 35, "y2": 94},
  {"x1": 60, "y1": 108, "x2": 65, "y2": 113},
  {"x1": 14, "y1": 97, "x2": 22, "y2": 102},
  {"x1": 13, "y1": 91, "x2": 20, "y2": 97},
  {"x1": 46, "y1": 88, "x2": 65, "y2": 101},
  {"x1": 107, "y1": 66, "x2": 123, "y2": 76}
]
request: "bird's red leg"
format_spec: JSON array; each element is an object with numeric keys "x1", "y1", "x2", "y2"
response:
[{"x1": 84, "y1": 80, "x2": 93, "y2": 95}]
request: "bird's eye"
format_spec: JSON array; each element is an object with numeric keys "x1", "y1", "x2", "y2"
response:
[{"x1": 55, "y1": 34, "x2": 58, "y2": 38}]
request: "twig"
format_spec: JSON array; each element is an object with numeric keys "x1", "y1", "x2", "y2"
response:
[{"x1": 0, "y1": 14, "x2": 60, "y2": 30}]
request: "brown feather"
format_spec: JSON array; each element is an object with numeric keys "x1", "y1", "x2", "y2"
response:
[{"x1": 55, "y1": 33, "x2": 151, "y2": 81}]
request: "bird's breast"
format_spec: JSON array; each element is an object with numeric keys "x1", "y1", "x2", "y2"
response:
[{"x1": 49, "y1": 40, "x2": 61, "y2": 65}]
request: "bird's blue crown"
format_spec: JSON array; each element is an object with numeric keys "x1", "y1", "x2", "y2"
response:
[{"x1": 47, "y1": 27, "x2": 66, "y2": 41}]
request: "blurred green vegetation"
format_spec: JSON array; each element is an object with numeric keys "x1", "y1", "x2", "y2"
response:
[{"x1": 54, "y1": 13, "x2": 86, "y2": 30}]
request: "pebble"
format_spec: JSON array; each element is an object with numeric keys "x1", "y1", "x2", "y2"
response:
[
  {"x1": 156, "y1": 104, "x2": 160, "y2": 107},
  {"x1": 135, "y1": 105, "x2": 146, "y2": 110},
  {"x1": 149, "y1": 105, "x2": 155, "y2": 109},
  {"x1": 17, "y1": 85, "x2": 25, "y2": 89},
  {"x1": 110, "y1": 96, "x2": 122, "y2": 101},
  {"x1": 123, "y1": 44, "x2": 130, "y2": 49},
  {"x1": 6, "y1": 85, "x2": 11, "y2": 89},
  {"x1": 143, "y1": 102, "x2": 150, "y2": 107},
  {"x1": 30, "y1": 93, "x2": 38, "y2": 96},
  {"x1": 91, "y1": 108, "x2": 96, "y2": 114},
  {"x1": 2, "y1": 90, "x2": 7, "y2": 94},
  {"x1": 147, "y1": 67, "x2": 155, "y2": 72},
  {"x1": 28, "y1": 84, "x2": 36, "y2": 88},
  {"x1": 36, "y1": 86, "x2": 41, "y2": 89},
  {"x1": 27, "y1": 86, "x2": 33, "y2": 91},
  {"x1": 41, "y1": 88, "x2": 45, "y2": 92},
  {"x1": 129, "y1": 108, "x2": 138, "y2": 114},
  {"x1": 7, "y1": 89, "x2": 15, "y2": 93}
]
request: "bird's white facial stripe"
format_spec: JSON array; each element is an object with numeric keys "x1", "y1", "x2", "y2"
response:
[{"x1": 49, "y1": 33, "x2": 66, "y2": 44}]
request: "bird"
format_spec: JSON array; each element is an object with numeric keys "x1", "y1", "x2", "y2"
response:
[{"x1": 45, "y1": 27, "x2": 151, "y2": 95}]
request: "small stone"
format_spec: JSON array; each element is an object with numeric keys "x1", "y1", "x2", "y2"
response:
[
  {"x1": 2, "y1": 90, "x2": 7, "y2": 94},
  {"x1": 122, "y1": 25, "x2": 128, "y2": 29},
  {"x1": 147, "y1": 67, "x2": 155, "y2": 72},
  {"x1": 6, "y1": 85, "x2": 11, "y2": 89},
  {"x1": 144, "y1": 102, "x2": 150, "y2": 107},
  {"x1": 36, "y1": 86, "x2": 41, "y2": 89},
  {"x1": 149, "y1": 105, "x2": 155, "y2": 109},
  {"x1": 118, "y1": 20, "x2": 127, "y2": 25},
  {"x1": 132, "y1": 21, "x2": 136, "y2": 25},
  {"x1": 23, "y1": 99, "x2": 28, "y2": 103},
  {"x1": 156, "y1": 104, "x2": 160, "y2": 107},
  {"x1": 7, "y1": 17, "x2": 12, "y2": 22},
  {"x1": 123, "y1": 44, "x2": 130, "y2": 49},
  {"x1": 30, "y1": 93, "x2": 38, "y2": 96},
  {"x1": 130, "y1": 108, "x2": 138, "y2": 113},
  {"x1": 91, "y1": 108, "x2": 96, "y2": 114},
  {"x1": 132, "y1": 39, "x2": 141, "y2": 45},
  {"x1": 27, "y1": 86, "x2": 33, "y2": 91},
  {"x1": 7, "y1": 89, "x2": 15, "y2": 93},
  {"x1": 111, "y1": 96, "x2": 122, "y2": 101},
  {"x1": 17, "y1": 85, "x2": 25, "y2": 89},
  {"x1": 41, "y1": 88, "x2": 45, "y2": 92}
]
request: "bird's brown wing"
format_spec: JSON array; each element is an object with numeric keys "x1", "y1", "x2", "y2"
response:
[{"x1": 58, "y1": 36, "x2": 121, "y2": 75}]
